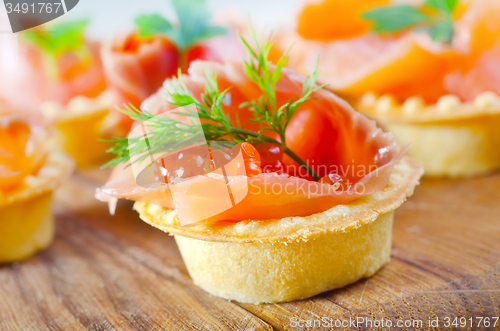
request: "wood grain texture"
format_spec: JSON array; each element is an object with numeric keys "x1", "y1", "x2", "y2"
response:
[{"x1": 1, "y1": 169, "x2": 499, "y2": 330}]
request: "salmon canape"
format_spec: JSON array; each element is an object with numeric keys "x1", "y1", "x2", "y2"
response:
[
  {"x1": 278, "y1": 0, "x2": 500, "y2": 177},
  {"x1": 0, "y1": 105, "x2": 73, "y2": 263},
  {"x1": 0, "y1": 19, "x2": 118, "y2": 168},
  {"x1": 101, "y1": 0, "x2": 246, "y2": 131},
  {"x1": 96, "y1": 35, "x2": 422, "y2": 303}
]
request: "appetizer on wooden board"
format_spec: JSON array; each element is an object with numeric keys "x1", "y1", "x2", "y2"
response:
[
  {"x1": 0, "y1": 106, "x2": 73, "y2": 263},
  {"x1": 278, "y1": 0, "x2": 500, "y2": 177},
  {"x1": 97, "y1": 34, "x2": 423, "y2": 303}
]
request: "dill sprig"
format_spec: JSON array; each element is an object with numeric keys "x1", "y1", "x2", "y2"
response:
[
  {"x1": 240, "y1": 30, "x2": 324, "y2": 177},
  {"x1": 104, "y1": 31, "x2": 324, "y2": 181}
]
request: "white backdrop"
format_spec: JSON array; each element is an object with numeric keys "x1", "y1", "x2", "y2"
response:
[{"x1": 1, "y1": 0, "x2": 302, "y2": 38}]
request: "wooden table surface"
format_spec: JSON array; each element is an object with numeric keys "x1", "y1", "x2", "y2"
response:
[{"x1": 1, "y1": 169, "x2": 499, "y2": 331}]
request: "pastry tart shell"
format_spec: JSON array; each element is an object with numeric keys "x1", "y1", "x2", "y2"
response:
[
  {"x1": 134, "y1": 156, "x2": 422, "y2": 303},
  {"x1": 357, "y1": 93, "x2": 500, "y2": 177},
  {"x1": 0, "y1": 151, "x2": 74, "y2": 263},
  {"x1": 42, "y1": 91, "x2": 122, "y2": 168}
]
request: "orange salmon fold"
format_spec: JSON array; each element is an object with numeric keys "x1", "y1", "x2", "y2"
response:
[
  {"x1": 101, "y1": 29, "x2": 247, "y2": 116},
  {"x1": 0, "y1": 104, "x2": 47, "y2": 191}
]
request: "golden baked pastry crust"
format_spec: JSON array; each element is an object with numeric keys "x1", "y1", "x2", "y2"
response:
[
  {"x1": 0, "y1": 150, "x2": 74, "y2": 207},
  {"x1": 0, "y1": 192, "x2": 55, "y2": 263},
  {"x1": 0, "y1": 150, "x2": 74, "y2": 263},
  {"x1": 175, "y1": 211, "x2": 393, "y2": 303},
  {"x1": 357, "y1": 93, "x2": 500, "y2": 177},
  {"x1": 134, "y1": 156, "x2": 421, "y2": 303},
  {"x1": 357, "y1": 92, "x2": 500, "y2": 124},
  {"x1": 41, "y1": 91, "x2": 123, "y2": 168}
]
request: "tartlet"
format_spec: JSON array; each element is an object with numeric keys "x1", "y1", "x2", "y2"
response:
[
  {"x1": 277, "y1": 0, "x2": 500, "y2": 177},
  {"x1": 357, "y1": 92, "x2": 500, "y2": 177},
  {"x1": 98, "y1": 50, "x2": 423, "y2": 303},
  {"x1": 41, "y1": 91, "x2": 122, "y2": 168},
  {"x1": 134, "y1": 156, "x2": 421, "y2": 303},
  {"x1": 0, "y1": 151, "x2": 73, "y2": 262},
  {"x1": 0, "y1": 20, "x2": 120, "y2": 168},
  {"x1": 0, "y1": 113, "x2": 74, "y2": 263}
]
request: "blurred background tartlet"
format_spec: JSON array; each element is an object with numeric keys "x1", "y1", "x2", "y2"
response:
[
  {"x1": 0, "y1": 20, "x2": 119, "y2": 168},
  {"x1": 277, "y1": 0, "x2": 500, "y2": 177},
  {"x1": 0, "y1": 106, "x2": 73, "y2": 263}
]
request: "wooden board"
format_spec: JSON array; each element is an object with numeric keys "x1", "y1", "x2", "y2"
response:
[{"x1": 1, "y1": 169, "x2": 500, "y2": 330}]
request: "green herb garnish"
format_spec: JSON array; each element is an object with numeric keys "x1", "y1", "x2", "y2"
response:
[
  {"x1": 362, "y1": 0, "x2": 458, "y2": 43},
  {"x1": 21, "y1": 19, "x2": 90, "y2": 80},
  {"x1": 104, "y1": 29, "x2": 324, "y2": 181},
  {"x1": 134, "y1": 0, "x2": 228, "y2": 51},
  {"x1": 134, "y1": 13, "x2": 173, "y2": 38}
]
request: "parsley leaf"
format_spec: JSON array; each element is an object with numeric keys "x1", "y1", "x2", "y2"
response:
[
  {"x1": 21, "y1": 19, "x2": 90, "y2": 79},
  {"x1": 22, "y1": 19, "x2": 88, "y2": 57},
  {"x1": 135, "y1": 14, "x2": 173, "y2": 37},
  {"x1": 362, "y1": 5, "x2": 429, "y2": 32},
  {"x1": 424, "y1": 0, "x2": 458, "y2": 13},
  {"x1": 171, "y1": 0, "x2": 228, "y2": 49},
  {"x1": 429, "y1": 18, "x2": 454, "y2": 43},
  {"x1": 362, "y1": 1, "x2": 457, "y2": 43},
  {"x1": 134, "y1": 0, "x2": 228, "y2": 51}
]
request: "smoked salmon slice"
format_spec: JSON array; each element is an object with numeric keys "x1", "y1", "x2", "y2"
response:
[
  {"x1": 101, "y1": 33, "x2": 180, "y2": 112},
  {"x1": 97, "y1": 60, "x2": 405, "y2": 225},
  {"x1": 100, "y1": 0, "x2": 247, "y2": 130},
  {"x1": 101, "y1": 30, "x2": 245, "y2": 113}
]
